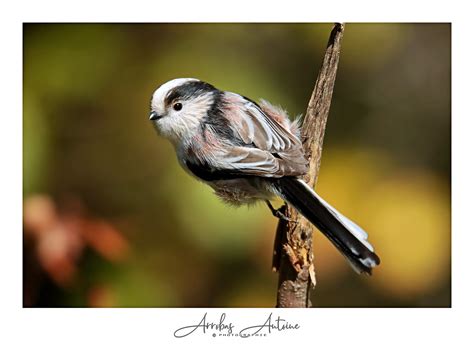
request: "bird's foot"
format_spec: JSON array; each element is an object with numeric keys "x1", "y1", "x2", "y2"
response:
[{"x1": 265, "y1": 200, "x2": 295, "y2": 223}]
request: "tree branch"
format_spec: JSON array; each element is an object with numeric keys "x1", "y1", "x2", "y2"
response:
[{"x1": 273, "y1": 23, "x2": 345, "y2": 308}]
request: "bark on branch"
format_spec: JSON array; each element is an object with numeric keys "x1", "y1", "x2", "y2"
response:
[{"x1": 273, "y1": 23, "x2": 345, "y2": 308}]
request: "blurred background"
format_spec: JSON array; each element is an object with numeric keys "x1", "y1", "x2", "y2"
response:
[{"x1": 23, "y1": 23, "x2": 451, "y2": 307}]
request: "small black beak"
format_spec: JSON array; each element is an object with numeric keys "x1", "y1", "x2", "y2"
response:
[{"x1": 149, "y1": 111, "x2": 161, "y2": 121}]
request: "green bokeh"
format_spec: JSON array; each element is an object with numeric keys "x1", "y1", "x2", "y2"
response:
[{"x1": 23, "y1": 23, "x2": 451, "y2": 307}]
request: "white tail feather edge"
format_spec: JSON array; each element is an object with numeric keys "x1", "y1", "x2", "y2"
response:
[{"x1": 296, "y1": 179, "x2": 374, "y2": 252}]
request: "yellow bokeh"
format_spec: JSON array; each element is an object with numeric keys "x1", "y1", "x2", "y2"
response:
[
  {"x1": 366, "y1": 172, "x2": 450, "y2": 298},
  {"x1": 317, "y1": 148, "x2": 450, "y2": 298}
]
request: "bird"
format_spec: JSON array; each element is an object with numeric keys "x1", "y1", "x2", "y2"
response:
[{"x1": 149, "y1": 78, "x2": 380, "y2": 274}]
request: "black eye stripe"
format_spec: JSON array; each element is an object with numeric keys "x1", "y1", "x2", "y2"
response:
[
  {"x1": 164, "y1": 80, "x2": 218, "y2": 106},
  {"x1": 164, "y1": 89, "x2": 181, "y2": 106}
]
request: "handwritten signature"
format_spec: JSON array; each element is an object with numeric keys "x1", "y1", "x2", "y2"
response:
[{"x1": 174, "y1": 312, "x2": 300, "y2": 338}]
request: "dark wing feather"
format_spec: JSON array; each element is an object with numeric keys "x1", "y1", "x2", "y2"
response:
[{"x1": 210, "y1": 93, "x2": 308, "y2": 177}]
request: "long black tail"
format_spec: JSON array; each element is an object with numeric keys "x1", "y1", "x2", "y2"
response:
[{"x1": 274, "y1": 177, "x2": 380, "y2": 275}]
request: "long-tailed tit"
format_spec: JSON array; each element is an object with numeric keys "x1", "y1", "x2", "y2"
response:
[{"x1": 150, "y1": 78, "x2": 380, "y2": 274}]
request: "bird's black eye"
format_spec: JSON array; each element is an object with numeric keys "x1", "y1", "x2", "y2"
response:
[{"x1": 173, "y1": 102, "x2": 183, "y2": 111}]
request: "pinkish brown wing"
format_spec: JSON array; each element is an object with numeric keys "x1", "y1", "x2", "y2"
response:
[{"x1": 216, "y1": 93, "x2": 308, "y2": 177}]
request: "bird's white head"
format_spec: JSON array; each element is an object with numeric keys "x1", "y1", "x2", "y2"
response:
[{"x1": 150, "y1": 78, "x2": 218, "y2": 145}]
